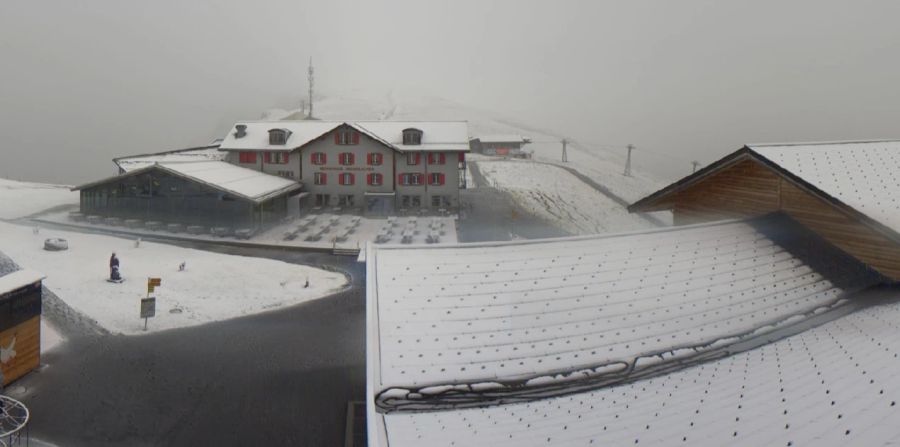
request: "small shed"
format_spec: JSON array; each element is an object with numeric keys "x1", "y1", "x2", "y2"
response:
[
  {"x1": 0, "y1": 256, "x2": 43, "y2": 386},
  {"x1": 629, "y1": 140, "x2": 900, "y2": 281},
  {"x1": 469, "y1": 135, "x2": 531, "y2": 157}
]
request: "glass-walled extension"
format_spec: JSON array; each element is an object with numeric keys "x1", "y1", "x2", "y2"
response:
[{"x1": 78, "y1": 170, "x2": 287, "y2": 229}]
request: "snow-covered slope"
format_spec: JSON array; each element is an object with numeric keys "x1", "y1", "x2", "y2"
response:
[
  {"x1": 0, "y1": 178, "x2": 78, "y2": 220},
  {"x1": 266, "y1": 90, "x2": 667, "y2": 204},
  {"x1": 475, "y1": 158, "x2": 657, "y2": 234}
]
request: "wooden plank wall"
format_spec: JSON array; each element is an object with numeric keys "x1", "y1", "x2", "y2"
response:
[
  {"x1": 780, "y1": 182, "x2": 900, "y2": 280},
  {"x1": 670, "y1": 159, "x2": 781, "y2": 225},
  {"x1": 668, "y1": 159, "x2": 900, "y2": 281},
  {"x1": 0, "y1": 316, "x2": 40, "y2": 385}
]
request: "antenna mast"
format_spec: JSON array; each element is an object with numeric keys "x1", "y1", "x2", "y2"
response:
[
  {"x1": 624, "y1": 144, "x2": 634, "y2": 177},
  {"x1": 307, "y1": 57, "x2": 315, "y2": 119}
]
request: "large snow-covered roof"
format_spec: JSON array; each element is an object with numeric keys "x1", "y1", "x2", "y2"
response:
[
  {"x1": 748, "y1": 140, "x2": 900, "y2": 237},
  {"x1": 218, "y1": 121, "x2": 470, "y2": 152},
  {"x1": 366, "y1": 215, "x2": 884, "y2": 445},
  {"x1": 74, "y1": 161, "x2": 301, "y2": 204},
  {"x1": 630, "y1": 140, "x2": 900, "y2": 240},
  {"x1": 380, "y1": 288, "x2": 900, "y2": 446},
  {"x1": 114, "y1": 146, "x2": 226, "y2": 173}
]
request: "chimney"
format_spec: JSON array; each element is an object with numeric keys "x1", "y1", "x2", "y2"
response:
[{"x1": 234, "y1": 124, "x2": 247, "y2": 138}]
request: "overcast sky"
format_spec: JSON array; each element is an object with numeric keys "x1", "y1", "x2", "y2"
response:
[{"x1": 2, "y1": 0, "x2": 899, "y2": 184}]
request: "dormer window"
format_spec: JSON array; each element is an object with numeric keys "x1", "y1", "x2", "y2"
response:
[
  {"x1": 402, "y1": 128, "x2": 423, "y2": 145},
  {"x1": 268, "y1": 128, "x2": 291, "y2": 145}
]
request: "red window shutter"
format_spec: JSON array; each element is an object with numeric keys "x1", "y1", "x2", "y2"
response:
[
  {"x1": 349, "y1": 153, "x2": 355, "y2": 165},
  {"x1": 440, "y1": 173, "x2": 446, "y2": 185},
  {"x1": 264, "y1": 152, "x2": 271, "y2": 163},
  {"x1": 366, "y1": 173, "x2": 372, "y2": 185},
  {"x1": 458, "y1": 152, "x2": 465, "y2": 162},
  {"x1": 416, "y1": 153, "x2": 421, "y2": 165},
  {"x1": 439, "y1": 153, "x2": 446, "y2": 164},
  {"x1": 427, "y1": 153, "x2": 434, "y2": 164},
  {"x1": 334, "y1": 132, "x2": 341, "y2": 145},
  {"x1": 352, "y1": 132, "x2": 360, "y2": 145},
  {"x1": 366, "y1": 153, "x2": 372, "y2": 165},
  {"x1": 349, "y1": 173, "x2": 355, "y2": 185},
  {"x1": 249, "y1": 153, "x2": 257, "y2": 164},
  {"x1": 398, "y1": 174, "x2": 404, "y2": 185}
]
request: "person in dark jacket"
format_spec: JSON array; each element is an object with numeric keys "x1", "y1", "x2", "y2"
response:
[{"x1": 109, "y1": 252, "x2": 120, "y2": 280}]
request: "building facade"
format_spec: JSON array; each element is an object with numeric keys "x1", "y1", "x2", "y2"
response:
[{"x1": 218, "y1": 121, "x2": 469, "y2": 214}]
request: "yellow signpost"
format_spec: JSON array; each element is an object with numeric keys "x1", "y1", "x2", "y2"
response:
[{"x1": 143, "y1": 278, "x2": 162, "y2": 331}]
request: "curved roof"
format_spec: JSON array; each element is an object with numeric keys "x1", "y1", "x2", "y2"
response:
[
  {"x1": 380, "y1": 287, "x2": 900, "y2": 446},
  {"x1": 366, "y1": 214, "x2": 885, "y2": 445}
]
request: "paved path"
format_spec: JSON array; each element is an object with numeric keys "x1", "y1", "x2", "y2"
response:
[{"x1": 13, "y1": 241, "x2": 366, "y2": 447}]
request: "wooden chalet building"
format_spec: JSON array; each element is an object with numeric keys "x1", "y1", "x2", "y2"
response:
[
  {"x1": 629, "y1": 140, "x2": 900, "y2": 281},
  {"x1": 0, "y1": 254, "x2": 44, "y2": 386}
]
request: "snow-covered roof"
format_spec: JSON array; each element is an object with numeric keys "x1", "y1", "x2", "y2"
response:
[
  {"x1": 74, "y1": 161, "x2": 301, "y2": 204},
  {"x1": 630, "y1": 140, "x2": 900, "y2": 240},
  {"x1": 748, "y1": 140, "x2": 900, "y2": 237},
  {"x1": 114, "y1": 146, "x2": 226, "y2": 173},
  {"x1": 474, "y1": 134, "x2": 531, "y2": 144},
  {"x1": 366, "y1": 215, "x2": 883, "y2": 445},
  {"x1": 218, "y1": 121, "x2": 470, "y2": 152},
  {"x1": 0, "y1": 269, "x2": 44, "y2": 297},
  {"x1": 380, "y1": 288, "x2": 900, "y2": 446}
]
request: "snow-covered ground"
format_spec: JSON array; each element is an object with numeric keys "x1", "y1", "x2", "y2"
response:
[
  {"x1": 0, "y1": 178, "x2": 78, "y2": 220},
  {"x1": 0, "y1": 221, "x2": 347, "y2": 335},
  {"x1": 38, "y1": 211, "x2": 458, "y2": 251},
  {"x1": 475, "y1": 158, "x2": 657, "y2": 234}
]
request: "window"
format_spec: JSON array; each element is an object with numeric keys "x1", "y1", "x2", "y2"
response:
[
  {"x1": 335, "y1": 129, "x2": 359, "y2": 145},
  {"x1": 399, "y1": 173, "x2": 423, "y2": 186},
  {"x1": 311, "y1": 152, "x2": 326, "y2": 165},
  {"x1": 277, "y1": 170, "x2": 294, "y2": 178},
  {"x1": 406, "y1": 153, "x2": 420, "y2": 165},
  {"x1": 339, "y1": 172, "x2": 355, "y2": 186},
  {"x1": 338, "y1": 195, "x2": 355, "y2": 207},
  {"x1": 314, "y1": 172, "x2": 327, "y2": 185},
  {"x1": 368, "y1": 173, "x2": 383, "y2": 186},
  {"x1": 315, "y1": 194, "x2": 330, "y2": 206},
  {"x1": 402, "y1": 128, "x2": 423, "y2": 145},
  {"x1": 238, "y1": 152, "x2": 257, "y2": 164},
  {"x1": 401, "y1": 195, "x2": 422, "y2": 208},
  {"x1": 428, "y1": 153, "x2": 446, "y2": 165},
  {"x1": 265, "y1": 152, "x2": 289, "y2": 164},
  {"x1": 429, "y1": 173, "x2": 445, "y2": 186},
  {"x1": 268, "y1": 129, "x2": 291, "y2": 145},
  {"x1": 367, "y1": 153, "x2": 383, "y2": 166},
  {"x1": 339, "y1": 152, "x2": 355, "y2": 166},
  {"x1": 431, "y1": 195, "x2": 442, "y2": 207}
]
